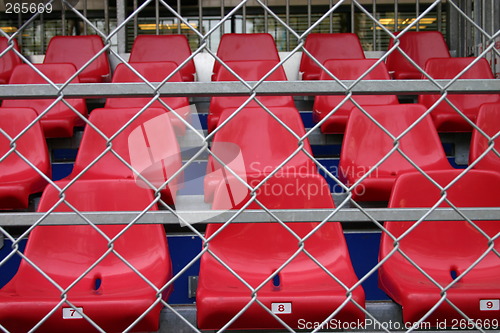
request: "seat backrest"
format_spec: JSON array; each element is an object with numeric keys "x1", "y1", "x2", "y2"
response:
[
  {"x1": 105, "y1": 62, "x2": 189, "y2": 111},
  {"x1": 340, "y1": 104, "x2": 450, "y2": 178},
  {"x1": 3, "y1": 64, "x2": 87, "y2": 117},
  {"x1": 381, "y1": 170, "x2": 500, "y2": 268},
  {"x1": 418, "y1": 57, "x2": 500, "y2": 118},
  {"x1": 469, "y1": 103, "x2": 500, "y2": 171},
  {"x1": 0, "y1": 37, "x2": 22, "y2": 84},
  {"x1": 71, "y1": 107, "x2": 181, "y2": 191},
  {"x1": 210, "y1": 60, "x2": 293, "y2": 112},
  {"x1": 212, "y1": 33, "x2": 280, "y2": 79},
  {"x1": 386, "y1": 31, "x2": 450, "y2": 79},
  {"x1": 313, "y1": 59, "x2": 399, "y2": 114},
  {"x1": 300, "y1": 33, "x2": 365, "y2": 80},
  {"x1": 44, "y1": 35, "x2": 110, "y2": 83},
  {"x1": 26, "y1": 179, "x2": 167, "y2": 285},
  {"x1": 129, "y1": 34, "x2": 196, "y2": 82},
  {"x1": 0, "y1": 107, "x2": 50, "y2": 180}
]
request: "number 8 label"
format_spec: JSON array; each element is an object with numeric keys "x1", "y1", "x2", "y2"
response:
[
  {"x1": 271, "y1": 303, "x2": 292, "y2": 314},
  {"x1": 480, "y1": 300, "x2": 500, "y2": 311}
]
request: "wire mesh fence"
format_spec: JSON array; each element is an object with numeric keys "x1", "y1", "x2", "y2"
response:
[{"x1": 0, "y1": 0, "x2": 499, "y2": 332}]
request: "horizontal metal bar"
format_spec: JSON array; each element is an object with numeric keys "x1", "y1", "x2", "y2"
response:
[
  {"x1": 0, "y1": 208, "x2": 499, "y2": 226},
  {"x1": 0, "y1": 79, "x2": 499, "y2": 99}
]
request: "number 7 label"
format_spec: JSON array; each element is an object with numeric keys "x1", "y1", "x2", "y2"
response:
[{"x1": 63, "y1": 307, "x2": 84, "y2": 319}]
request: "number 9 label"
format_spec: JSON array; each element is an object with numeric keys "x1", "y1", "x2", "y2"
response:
[{"x1": 480, "y1": 299, "x2": 499, "y2": 311}]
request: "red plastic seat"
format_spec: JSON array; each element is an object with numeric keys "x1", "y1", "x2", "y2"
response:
[
  {"x1": 2, "y1": 64, "x2": 88, "y2": 138},
  {"x1": 386, "y1": 31, "x2": 450, "y2": 79},
  {"x1": 339, "y1": 104, "x2": 451, "y2": 201},
  {"x1": 105, "y1": 62, "x2": 190, "y2": 135},
  {"x1": 68, "y1": 107, "x2": 182, "y2": 206},
  {"x1": 300, "y1": 33, "x2": 365, "y2": 81},
  {"x1": 197, "y1": 173, "x2": 365, "y2": 330},
  {"x1": 469, "y1": 103, "x2": 500, "y2": 171},
  {"x1": 0, "y1": 37, "x2": 22, "y2": 84},
  {"x1": 212, "y1": 33, "x2": 280, "y2": 80},
  {"x1": 204, "y1": 106, "x2": 316, "y2": 203},
  {"x1": 379, "y1": 169, "x2": 500, "y2": 325},
  {"x1": 129, "y1": 34, "x2": 196, "y2": 82},
  {"x1": 208, "y1": 59, "x2": 295, "y2": 132},
  {"x1": 313, "y1": 59, "x2": 399, "y2": 134},
  {"x1": 44, "y1": 35, "x2": 110, "y2": 83},
  {"x1": 418, "y1": 57, "x2": 500, "y2": 132},
  {"x1": 0, "y1": 108, "x2": 50, "y2": 209},
  {"x1": 0, "y1": 179, "x2": 171, "y2": 332}
]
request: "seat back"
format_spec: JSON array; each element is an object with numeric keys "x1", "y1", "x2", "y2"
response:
[
  {"x1": 340, "y1": 104, "x2": 450, "y2": 180},
  {"x1": 418, "y1": 57, "x2": 500, "y2": 131},
  {"x1": 212, "y1": 33, "x2": 280, "y2": 79},
  {"x1": 3, "y1": 64, "x2": 88, "y2": 137},
  {"x1": 210, "y1": 60, "x2": 294, "y2": 115},
  {"x1": 0, "y1": 108, "x2": 50, "y2": 208},
  {"x1": 381, "y1": 169, "x2": 500, "y2": 267},
  {"x1": 300, "y1": 33, "x2": 365, "y2": 80},
  {"x1": 386, "y1": 31, "x2": 450, "y2": 79},
  {"x1": 0, "y1": 37, "x2": 22, "y2": 84},
  {"x1": 44, "y1": 35, "x2": 110, "y2": 83},
  {"x1": 31, "y1": 179, "x2": 167, "y2": 282},
  {"x1": 313, "y1": 59, "x2": 399, "y2": 133},
  {"x1": 71, "y1": 107, "x2": 181, "y2": 201},
  {"x1": 105, "y1": 62, "x2": 189, "y2": 111},
  {"x1": 129, "y1": 34, "x2": 196, "y2": 82},
  {"x1": 469, "y1": 103, "x2": 500, "y2": 171}
]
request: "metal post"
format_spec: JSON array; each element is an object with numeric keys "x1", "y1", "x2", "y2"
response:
[
  {"x1": 117, "y1": 0, "x2": 126, "y2": 54},
  {"x1": 104, "y1": 0, "x2": 110, "y2": 35},
  {"x1": 437, "y1": 0, "x2": 442, "y2": 33},
  {"x1": 350, "y1": 1, "x2": 355, "y2": 33},
  {"x1": 177, "y1": 0, "x2": 182, "y2": 34},
  {"x1": 307, "y1": 0, "x2": 311, "y2": 29},
  {"x1": 40, "y1": 12, "x2": 45, "y2": 53},
  {"x1": 373, "y1": 0, "x2": 376, "y2": 51},
  {"x1": 394, "y1": 0, "x2": 398, "y2": 32},
  {"x1": 134, "y1": 0, "x2": 138, "y2": 39},
  {"x1": 242, "y1": 2, "x2": 246, "y2": 34},
  {"x1": 199, "y1": 0, "x2": 203, "y2": 47},
  {"x1": 264, "y1": 0, "x2": 268, "y2": 34},
  {"x1": 83, "y1": 0, "x2": 88, "y2": 35},
  {"x1": 416, "y1": 0, "x2": 420, "y2": 31},
  {"x1": 61, "y1": 4, "x2": 66, "y2": 36},
  {"x1": 329, "y1": 0, "x2": 333, "y2": 33},
  {"x1": 221, "y1": 0, "x2": 225, "y2": 34},
  {"x1": 286, "y1": 0, "x2": 290, "y2": 51},
  {"x1": 155, "y1": 0, "x2": 160, "y2": 35}
]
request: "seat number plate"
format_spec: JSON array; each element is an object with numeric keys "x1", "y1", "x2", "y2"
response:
[
  {"x1": 272, "y1": 302, "x2": 292, "y2": 314},
  {"x1": 63, "y1": 307, "x2": 84, "y2": 319}
]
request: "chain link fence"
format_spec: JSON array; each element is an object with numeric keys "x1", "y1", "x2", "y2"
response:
[{"x1": 0, "y1": 0, "x2": 499, "y2": 332}]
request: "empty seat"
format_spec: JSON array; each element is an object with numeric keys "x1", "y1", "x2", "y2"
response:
[
  {"x1": 0, "y1": 179, "x2": 172, "y2": 332},
  {"x1": 300, "y1": 33, "x2": 365, "y2": 81},
  {"x1": 0, "y1": 37, "x2": 22, "y2": 84},
  {"x1": 44, "y1": 35, "x2": 110, "y2": 83},
  {"x1": 197, "y1": 173, "x2": 365, "y2": 330},
  {"x1": 204, "y1": 106, "x2": 316, "y2": 203},
  {"x1": 212, "y1": 33, "x2": 280, "y2": 80},
  {"x1": 3, "y1": 64, "x2": 88, "y2": 138},
  {"x1": 418, "y1": 57, "x2": 500, "y2": 132},
  {"x1": 129, "y1": 34, "x2": 196, "y2": 82},
  {"x1": 469, "y1": 103, "x2": 500, "y2": 171},
  {"x1": 339, "y1": 104, "x2": 451, "y2": 201},
  {"x1": 0, "y1": 108, "x2": 50, "y2": 209},
  {"x1": 379, "y1": 169, "x2": 500, "y2": 325},
  {"x1": 208, "y1": 59, "x2": 295, "y2": 132},
  {"x1": 68, "y1": 107, "x2": 182, "y2": 206},
  {"x1": 105, "y1": 62, "x2": 190, "y2": 135},
  {"x1": 386, "y1": 31, "x2": 450, "y2": 79},
  {"x1": 313, "y1": 59, "x2": 399, "y2": 134}
]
